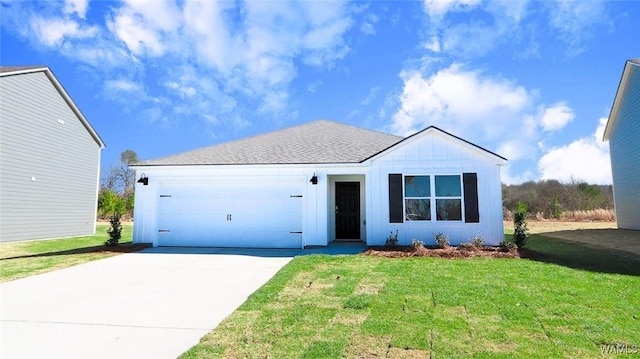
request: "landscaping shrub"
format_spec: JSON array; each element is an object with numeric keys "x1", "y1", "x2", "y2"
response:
[
  {"x1": 499, "y1": 240, "x2": 517, "y2": 252},
  {"x1": 433, "y1": 232, "x2": 449, "y2": 248},
  {"x1": 513, "y1": 201, "x2": 529, "y2": 248},
  {"x1": 410, "y1": 239, "x2": 424, "y2": 250},
  {"x1": 470, "y1": 233, "x2": 484, "y2": 247},
  {"x1": 105, "y1": 213, "x2": 122, "y2": 247},
  {"x1": 385, "y1": 230, "x2": 398, "y2": 247}
]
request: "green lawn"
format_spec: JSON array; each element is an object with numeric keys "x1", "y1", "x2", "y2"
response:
[
  {"x1": 182, "y1": 234, "x2": 640, "y2": 358},
  {"x1": 0, "y1": 223, "x2": 145, "y2": 282}
]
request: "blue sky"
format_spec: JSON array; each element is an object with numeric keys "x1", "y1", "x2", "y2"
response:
[{"x1": 1, "y1": 0, "x2": 638, "y2": 184}]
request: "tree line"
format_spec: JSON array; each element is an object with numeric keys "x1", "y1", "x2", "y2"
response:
[
  {"x1": 97, "y1": 149, "x2": 138, "y2": 219},
  {"x1": 502, "y1": 178, "x2": 614, "y2": 220}
]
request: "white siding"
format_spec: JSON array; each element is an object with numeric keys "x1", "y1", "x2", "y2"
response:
[
  {"x1": 132, "y1": 128, "x2": 505, "y2": 247},
  {"x1": 609, "y1": 64, "x2": 640, "y2": 230},
  {"x1": 0, "y1": 71, "x2": 102, "y2": 242},
  {"x1": 366, "y1": 130, "x2": 504, "y2": 245}
]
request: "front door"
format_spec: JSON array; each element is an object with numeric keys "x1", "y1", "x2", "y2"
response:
[{"x1": 335, "y1": 182, "x2": 360, "y2": 240}]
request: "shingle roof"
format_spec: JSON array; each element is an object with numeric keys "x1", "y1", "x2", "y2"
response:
[{"x1": 138, "y1": 120, "x2": 403, "y2": 165}]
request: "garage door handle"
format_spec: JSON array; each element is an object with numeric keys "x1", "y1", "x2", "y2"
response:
[{"x1": 227, "y1": 214, "x2": 232, "y2": 221}]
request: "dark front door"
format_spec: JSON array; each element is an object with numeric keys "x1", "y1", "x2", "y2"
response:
[{"x1": 335, "y1": 182, "x2": 361, "y2": 240}]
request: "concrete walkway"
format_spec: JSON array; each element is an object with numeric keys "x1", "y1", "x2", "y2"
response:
[{"x1": 0, "y1": 244, "x2": 365, "y2": 359}]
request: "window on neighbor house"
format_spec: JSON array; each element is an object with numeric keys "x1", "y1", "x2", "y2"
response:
[
  {"x1": 404, "y1": 175, "x2": 431, "y2": 221},
  {"x1": 435, "y1": 175, "x2": 462, "y2": 220}
]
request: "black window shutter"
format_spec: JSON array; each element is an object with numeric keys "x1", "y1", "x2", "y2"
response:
[
  {"x1": 463, "y1": 173, "x2": 480, "y2": 223},
  {"x1": 389, "y1": 174, "x2": 404, "y2": 223}
]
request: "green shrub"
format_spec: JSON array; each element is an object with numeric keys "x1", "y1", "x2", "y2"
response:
[
  {"x1": 513, "y1": 201, "x2": 529, "y2": 248},
  {"x1": 470, "y1": 233, "x2": 484, "y2": 247},
  {"x1": 105, "y1": 213, "x2": 122, "y2": 247},
  {"x1": 499, "y1": 240, "x2": 517, "y2": 252},
  {"x1": 433, "y1": 232, "x2": 449, "y2": 248},
  {"x1": 410, "y1": 239, "x2": 424, "y2": 250},
  {"x1": 385, "y1": 230, "x2": 398, "y2": 247}
]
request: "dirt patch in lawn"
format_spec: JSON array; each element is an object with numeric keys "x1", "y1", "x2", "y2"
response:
[
  {"x1": 363, "y1": 245, "x2": 519, "y2": 259},
  {"x1": 505, "y1": 220, "x2": 640, "y2": 256}
]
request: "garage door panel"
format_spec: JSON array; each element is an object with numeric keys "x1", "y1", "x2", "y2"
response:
[{"x1": 157, "y1": 181, "x2": 303, "y2": 248}]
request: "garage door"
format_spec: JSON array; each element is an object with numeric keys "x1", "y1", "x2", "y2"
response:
[{"x1": 156, "y1": 181, "x2": 304, "y2": 248}]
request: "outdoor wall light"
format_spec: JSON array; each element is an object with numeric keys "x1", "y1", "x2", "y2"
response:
[
  {"x1": 310, "y1": 173, "x2": 318, "y2": 185},
  {"x1": 137, "y1": 173, "x2": 149, "y2": 186}
]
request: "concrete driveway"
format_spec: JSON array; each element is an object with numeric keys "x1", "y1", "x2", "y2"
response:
[{"x1": 0, "y1": 248, "x2": 300, "y2": 359}]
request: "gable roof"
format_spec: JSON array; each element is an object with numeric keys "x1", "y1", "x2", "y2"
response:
[
  {"x1": 366, "y1": 125, "x2": 508, "y2": 164},
  {"x1": 0, "y1": 66, "x2": 106, "y2": 148},
  {"x1": 603, "y1": 58, "x2": 640, "y2": 141},
  {"x1": 138, "y1": 120, "x2": 506, "y2": 166}
]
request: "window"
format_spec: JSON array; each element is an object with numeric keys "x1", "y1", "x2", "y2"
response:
[
  {"x1": 435, "y1": 175, "x2": 462, "y2": 220},
  {"x1": 389, "y1": 173, "x2": 477, "y2": 224},
  {"x1": 404, "y1": 175, "x2": 430, "y2": 220}
]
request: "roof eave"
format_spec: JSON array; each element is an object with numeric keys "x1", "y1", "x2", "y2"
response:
[
  {"x1": 43, "y1": 68, "x2": 106, "y2": 149},
  {"x1": 604, "y1": 59, "x2": 639, "y2": 141}
]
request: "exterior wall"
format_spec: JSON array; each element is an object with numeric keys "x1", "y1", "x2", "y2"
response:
[
  {"x1": 132, "y1": 130, "x2": 505, "y2": 248},
  {"x1": 366, "y1": 131, "x2": 504, "y2": 245},
  {"x1": 609, "y1": 64, "x2": 640, "y2": 230},
  {"x1": 0, "y1": 72, "x2": 101, "y2": 242},
  {"x1": 132, "y1": 165, "x2": 339, "y2": 247}
]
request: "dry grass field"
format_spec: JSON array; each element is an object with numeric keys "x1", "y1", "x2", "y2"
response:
[{"x1": 505, "y1": 220, "x2": 640, "y2": 256}]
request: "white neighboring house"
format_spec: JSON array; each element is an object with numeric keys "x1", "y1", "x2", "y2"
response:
[
  {"x1": 131, "y1": 120, "x2": 507, "y2": 248},
  {"x1": 0, "y1": 66, "x2": 105, "y2": 242},
  {"x1": 603, "y1": 59, "x2": 640, "y2": 231}
]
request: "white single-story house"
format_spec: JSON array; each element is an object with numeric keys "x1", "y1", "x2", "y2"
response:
[
  {"x1": 0, "y1": 66, "x2": 105, "y2": 242},
  {"x1": 131, "y1": 120, "x2": 507, "y2": 248},
  {"x1": 603, "y1": 58, "x2": 640, "y2": 231}
]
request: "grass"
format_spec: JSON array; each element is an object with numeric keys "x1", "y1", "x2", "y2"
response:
[
  {"x1": 181, "y1": 234, "x2": 640, "y2": 358},
  {"x1": 0, "y1": 223, "x2": 145, "y2": 282}
]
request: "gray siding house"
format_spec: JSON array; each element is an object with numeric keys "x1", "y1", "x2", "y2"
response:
[
  {"x1": 0, "y1": 66, "x2": 105, "y2": 242},
  {"x1": 603, "y1": 59, "x2": 640, "y2": 231}
]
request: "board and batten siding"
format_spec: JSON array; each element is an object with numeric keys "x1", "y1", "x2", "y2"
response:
[
  {"x1": 609, "y1": 63, "x2": 640, "y2": 230},
  {"x1": 365, "y1": 130, "x2": 505, "y2": 245},
  {"x1": 0, "y1": 71, "x2": 102, "y2": 242}
]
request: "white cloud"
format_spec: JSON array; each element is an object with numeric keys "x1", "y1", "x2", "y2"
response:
[
  {"x1": 539, "y1": 102, "x2": 575, "y2": 131},
  {"x1": 64, "y1": 0, "x2": 89, "y2": 18},
  {"x1": 546, "y1": 0, "x2": 607, "y2": 55},
  {"x1": 392, "y1": 64, "x2": 530, "y2": 138},
  {"x1": 307, "y1": 80, "x2": 324, "y2": 93},
  {"x1": 360, "y1": 13, "x2": 379, "y2": 35},
  {"x1": 107, "y1": 0, "x2": 183, "y2": 57},
  {"x1": 422, "y1": 0, "x2": 482, "y2": 19},
  {"x1": 390, "y1": 62, "x2": 598, "y2": 185},
  {"x1": 538, "y1": 117, "x2": 612, "y2": 184},
  {"x1": 3, "y1": 0, "x2": 355, "y2": 124},
  {"x1": 30, "y1": 16, "x2": 97, "y2": 46}
]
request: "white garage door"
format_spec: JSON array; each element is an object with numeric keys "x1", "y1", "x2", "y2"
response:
[{"x1": 156, "y1": 181, "x2": 304, "y2": 248}]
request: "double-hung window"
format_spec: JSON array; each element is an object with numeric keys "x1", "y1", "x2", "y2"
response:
[
  {"x1": 404, "y1": 176, "x2": 430, "y2": 220},
  {"x1": 435, "y1": 175, "x2": 462, "y2": 220}
]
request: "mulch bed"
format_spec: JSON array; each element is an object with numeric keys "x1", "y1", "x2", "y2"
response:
[{"x1": 363, "y1": 245, "x2": 520, "y2": 259}]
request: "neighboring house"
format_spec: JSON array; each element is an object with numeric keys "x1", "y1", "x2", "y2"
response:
[
  {"x1": 132, "y1": 120, "x2": 506, "y2": 248},
  {"x1": 603, "y1": 59, "x2": 640, "y2": 231},
  {"x1": 0, "y1": 66, "x2": 105, "y2": 242}
]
